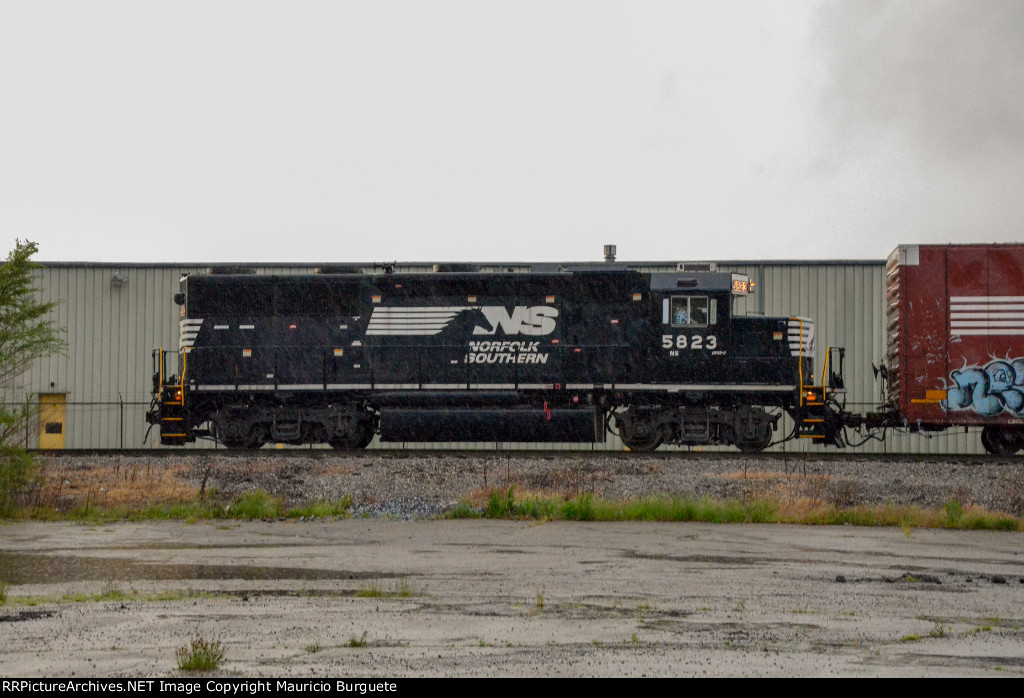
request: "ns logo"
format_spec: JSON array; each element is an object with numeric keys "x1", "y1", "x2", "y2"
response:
[
  {"x1": 365, "y1": 305, "x2": 558, "y2": 337},
  {"x1": 473, "y1": 306, "x2": 558, "y2": 336}
]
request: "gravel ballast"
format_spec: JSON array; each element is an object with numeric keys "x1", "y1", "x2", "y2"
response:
[{"x1": 37, "y1": 452, "x2": 1024, "y2": 518}]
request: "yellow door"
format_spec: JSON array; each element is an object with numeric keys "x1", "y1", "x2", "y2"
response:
[{"x1": 38, "y1": 394, "x2": 66, "y2": 449}]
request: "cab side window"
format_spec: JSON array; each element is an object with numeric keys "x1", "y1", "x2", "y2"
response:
[{"x1": 670, "y1": 296, "x2": 716, "y2": 327}]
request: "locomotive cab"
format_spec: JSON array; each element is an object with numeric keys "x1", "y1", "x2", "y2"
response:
[
  {"x1": 613, "y1": 271, "x2": 791, "y2": 451},
  {"x1": 611, "y1": 270, "x2": 846, "y2": 450},
  {"x1": 648, "y1": 276, "x2": 732, "y2": 385}
]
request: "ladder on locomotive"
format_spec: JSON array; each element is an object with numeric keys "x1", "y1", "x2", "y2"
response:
[{"x1": 797, "y1": 346, "x2": 846, "y2": 447}]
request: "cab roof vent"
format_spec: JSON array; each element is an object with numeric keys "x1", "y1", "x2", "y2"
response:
[{"x1": 677, "y1": 262, "x2": 717, "y2": 272}]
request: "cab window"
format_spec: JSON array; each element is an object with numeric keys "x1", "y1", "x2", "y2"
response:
[{"x1": 670, "y1": 296, "x2": 716, "y2": 327}]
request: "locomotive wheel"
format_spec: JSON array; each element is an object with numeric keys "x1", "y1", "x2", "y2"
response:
[
  {"x1": 981, "y1": 426, "x2": 1022, "y2": 455},
  {"x1": 734, "y1": 422, "x2": 772, "y2": 452},
  {"x1": 214, "y1": 412, "x2": 265, "y2": 450},
  {"x1": 735, "y1": 432, "x2": 772, "y2": 453},
  {"x1": 621, "y1": 420, "x2": 663, "y2": 451},
  {"x1": 328, "y1": 421, "x2": 375, "y2": 450},
  {"x1": 733, "y1": 406, "x2": 773, "y2": 452},
  {"x1": 220, "y1": 433, "x2": 263, "y2": 450}
]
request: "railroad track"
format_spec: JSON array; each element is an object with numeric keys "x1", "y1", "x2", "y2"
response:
[{"x1": 29, "y1": 447, "x2": 1018, "y2": 465}]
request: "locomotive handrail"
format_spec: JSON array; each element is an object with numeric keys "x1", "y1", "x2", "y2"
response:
[
  {"x1": 796, "y1": 317, "x2": 806, "y2": 406},
  {"x1": 178, "y1": 349, "x2": 188, "y2": 404},
  {"x1": 160, "y1": 347, "x2": 188, "y2": 407}
]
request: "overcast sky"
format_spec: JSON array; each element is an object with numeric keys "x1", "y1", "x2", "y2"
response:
[{"x1": 2, "y1": 0, "x2": 1022, "y2": 264}]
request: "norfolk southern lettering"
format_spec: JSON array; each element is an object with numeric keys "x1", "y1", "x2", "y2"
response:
[{"x1": 467, "y1": 340, "x2": 548, "y2": 364}]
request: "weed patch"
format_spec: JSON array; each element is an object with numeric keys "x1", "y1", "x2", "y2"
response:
[
  {"x1": 175, "y1": 635, "x2": 225, "y2": 671},
  {"x1": 5, "y1": 482, "x2": 353, "y2": 523},
  {"x1": 355, "y1": 579, "x2": 417, "y2": 599},
  {"x1": 287, "y1": 496, "x2": 353, "y2": 519},
  {"x1": 4, "y1": 588, "x2": 223, "y2": 607},
  {"x1": 226, "y1": 491, "x2": 283, "y2": 519},
  {"x1": 486, "y1": 487, "x2": 516, "y2": 518},
  {"x1": 944, "y1": 501, "x2": 964, "y2": 527},
  {"x1": 449, "y1": 489, "x2": 1023, "y2": 530}
]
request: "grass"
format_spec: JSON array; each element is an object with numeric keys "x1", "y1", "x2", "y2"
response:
[
  {"x1": 175, "y1": 635, "x2": 225, "y2": 671},
  {"x1": 453, "y1": 487, "x2": 778, "y2": 523},
  {"x1": 3, "y1": 587, "x2": 225, "y2": 607},
  {"x1": 348, "y1": 632, "x2": 369, "y2": 648},
  {"x1": 0, "y1": 580, "x2": 7, "y2": 605},
  {"x1": 535, "y1": 586, "x2": 545, "y2": 610},
  {"x1": 226, "y1": 490, "x2": 283, "y2": 518},
  {"x1": 1, "y1": 460, "x2": 355, "y2": 522},
  {"x1": 10, "y1": 461, "x2": 1024, "y2": 530},
  {"x1": 287, "y1": 496, "x2": 353, "y2": 519},
  {"x1": 945, "y1": 500, "x2": 964, "y2": 526},
  {"x1": 7, "y1": 488, "x2": 354, "y2": 523},
  {"x1": 900, "y1": 622, "x2": 951, "y2": 643},
  {"x1": 355, "y1": 579, "x2": 418, "y2": 598},
  {"x1": 95, "y1": 581, "x2": 128, "y2": 601},
  {"x1": 447, "y1": 487, "x2": 1024, "y2": 530}
]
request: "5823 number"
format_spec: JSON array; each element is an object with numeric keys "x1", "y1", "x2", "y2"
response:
[{"x1": 661, "y1": 334, "x2": 718, "y2": 350}]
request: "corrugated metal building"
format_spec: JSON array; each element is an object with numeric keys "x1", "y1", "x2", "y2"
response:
[{"x1": 5, "y1": 257, "x2": 980, "y2": 453}]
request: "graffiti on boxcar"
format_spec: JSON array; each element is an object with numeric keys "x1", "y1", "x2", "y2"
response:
[{"x1": 942, "y1": 358, "x2": 1024, "y2": 416}]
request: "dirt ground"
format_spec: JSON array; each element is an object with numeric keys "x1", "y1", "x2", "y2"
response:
[{"x1": 2, "y1": 519, "x2": 1024, "y2": 677}]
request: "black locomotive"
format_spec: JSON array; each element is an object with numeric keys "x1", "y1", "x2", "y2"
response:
[{"x1": 147, "y1": 264, "x2": 847, "y2": 451}]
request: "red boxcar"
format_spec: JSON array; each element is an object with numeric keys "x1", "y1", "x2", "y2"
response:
[{"x1": 885, "y1": 243, "x2": 1024, "y2": 454}]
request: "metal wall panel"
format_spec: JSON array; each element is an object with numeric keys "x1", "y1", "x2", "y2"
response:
[{"x1": 12, "y1": 259, "x2": 985, "y2": 453}]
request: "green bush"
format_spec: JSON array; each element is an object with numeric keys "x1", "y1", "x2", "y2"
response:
[
  {"x1": 0, "y1": 445, "x2": 40, "y2": 517},
  {"x1": 486, "y1": 487, "x2": 515, "y2": 518}
]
